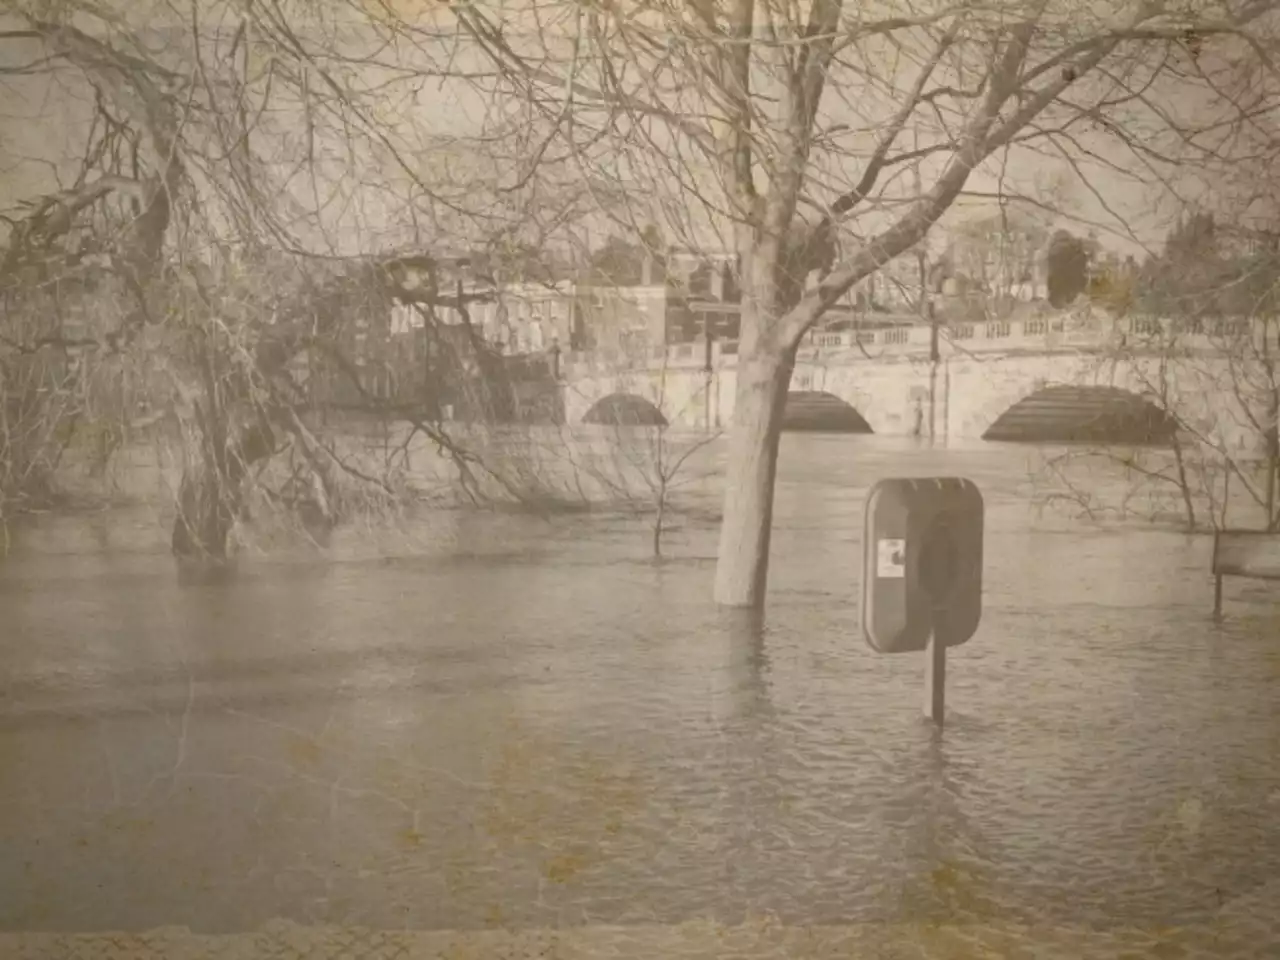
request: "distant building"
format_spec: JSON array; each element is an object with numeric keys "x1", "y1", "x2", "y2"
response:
[
  {"x1": 566, "y1": 244, "x2": 950, "y2": 351},
  {"x1": 845, "y1": 255, "x2": 935, "y2": 313},
  {"x1": 469, "y1": 281, "x2": 582, "y2": 355},
  {"x1": 569, "y1": 248, "x2": 743, "y2": 351},
  {"x1": 663, "y1": 250, "x2": 741, "y2": 344},
  {"x1": 294, "y1": 253, "x2": 503, "y2": 407},
  {"x1": 575, "y1": 281, "x2": 669, "y2": 355}
]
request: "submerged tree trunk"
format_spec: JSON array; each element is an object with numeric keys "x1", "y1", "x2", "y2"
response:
[
  {"x1": 652, "y1": 490, "x2": 665, "y2": 559},
  {"x1": 171, "y1": 419, "x2": 275, "y2": 563},
  {"x1": 713, "y1": 338, "x2": 796, "y2": 608},
  {"x1": 171, "y1": 464, "x2": 238, "y2": 562},
  {"x1": 1266, "y1": 387, "x2": 1279, "y2": 530}
]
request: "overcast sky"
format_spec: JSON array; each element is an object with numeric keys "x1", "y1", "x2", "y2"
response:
[{"x1": 2, "y1": 2, "x2": 1274, "y2": 266}]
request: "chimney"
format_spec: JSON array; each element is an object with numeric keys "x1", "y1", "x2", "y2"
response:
[
  {"x1": 641, "y1": 253, "x2": 653, "y2": 287},
  {"x1": 711, "y1": 259, "x2": 726, "y2": 301}
]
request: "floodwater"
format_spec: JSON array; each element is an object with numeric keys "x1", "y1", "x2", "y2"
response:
[{"x1": 1, "y1": 435, "x2": 1278, "y2": 947}]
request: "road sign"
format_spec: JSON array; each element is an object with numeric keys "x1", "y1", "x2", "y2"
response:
[
  {"x1": 862, "y1": 477, "x2": 984, "y2": 654},
  {"x1": 862, "y1": 477, "x2": 985, "y2": 726}
]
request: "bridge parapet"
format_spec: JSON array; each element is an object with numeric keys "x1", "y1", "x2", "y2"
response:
[
  {"x1": 561, "y1": 313, "x2": 1277, "y2": 379},
  {"x1": 800, "y1": 315, "x2": 1102, "y2": 357},
  {"x1": 561, "y1": 316, "x2": 1100, "y2": 377}
]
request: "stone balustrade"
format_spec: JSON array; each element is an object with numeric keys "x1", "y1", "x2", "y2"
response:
[{"x1": 559, "y1": 313, "x2": 1279, "y2": 379}]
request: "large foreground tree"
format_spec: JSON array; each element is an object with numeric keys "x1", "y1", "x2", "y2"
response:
[{"x1": 435, "y1": 0, "x2": 1280, "y2": 606}]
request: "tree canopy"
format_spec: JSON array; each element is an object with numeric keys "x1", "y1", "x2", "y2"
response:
[{"x1": 1138, "y1": 213, "x2": 1280, "y2": 318}]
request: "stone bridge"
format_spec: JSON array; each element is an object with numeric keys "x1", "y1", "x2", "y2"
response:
[{"x1": 558, "y1": 314, "x2": 1273, "y2": 455}]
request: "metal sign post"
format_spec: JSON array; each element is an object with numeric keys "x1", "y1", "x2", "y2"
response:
[
  {"x1": 924, "y1": 632, "x2": 946, "y2": 725},
  {"x1": 861, "y1": 478, "x2": 984, "y2": 728}
]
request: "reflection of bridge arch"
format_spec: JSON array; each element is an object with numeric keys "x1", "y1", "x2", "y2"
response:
[
  {"x1": 783, "y1": 391, "x2": 874, "y2": 433},
  {"x1": 582, "y1": 392, "x2": 668, "y2": 427},
  {"x1": 982, "y1": 385, "x2": 1179, "y2": 445}
]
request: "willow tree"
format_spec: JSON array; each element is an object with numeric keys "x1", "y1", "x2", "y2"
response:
[
  {"x1": 436, "y1": 0, "x2": 1280, "y2": 606},
  {"x1": 0, "y1": 0, "x2": 588, "y2": 559}
]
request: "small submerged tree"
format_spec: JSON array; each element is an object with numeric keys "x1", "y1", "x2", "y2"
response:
[{"x1": 584, "y1": 360, "x2": 723, "y2": 560}]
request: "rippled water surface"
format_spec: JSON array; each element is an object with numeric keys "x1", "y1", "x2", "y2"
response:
[{"x1": 1, "y1": 435, "x2": 1278, "y2": 939}]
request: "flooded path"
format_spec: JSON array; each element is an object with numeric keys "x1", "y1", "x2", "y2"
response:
[{"x1": 1, "y1": 436, "x2": 1277, "y2": 952}]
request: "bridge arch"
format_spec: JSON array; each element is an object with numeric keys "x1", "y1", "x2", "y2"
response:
[
  {"x1": 982, "y1": 384, "x2": 1179, "y2": 445},
  {"x1": 582, "y1": 392, "x2": 669, "y2": 427},
  {"x1": 783, "y1": 391, "x2": 874, "y2": 433}
]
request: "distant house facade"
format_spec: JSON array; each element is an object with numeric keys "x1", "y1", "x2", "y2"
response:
[
  {"x1": 334, "y1": 239, "x2": 990, "y2": 376},
  {"x1": 469, "y1": 281, "x2": 583, "y2": 355},
  {"x1": 566, "y1": 245, "x2": 942, "y2": 353},
  {"x1": 293, "y1": 254, "x2": 514, "y2": 413},
  {"x1": 575, "y1": 282, "x2": 669, "y2": 356},
  {"x1": 570, "y1": 248, "x2": 743, "y2": 353},
  {"x1": 662, "y1": 250, "x2": 742, "y2": 344}
]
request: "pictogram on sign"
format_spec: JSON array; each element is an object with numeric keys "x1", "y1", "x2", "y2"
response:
[{"x1": 877, "y1": 538, "x2": 906, "y2": 578}]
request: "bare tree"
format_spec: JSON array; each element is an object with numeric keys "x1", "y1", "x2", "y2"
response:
[
  {"x1": 436, "y1": 0, "x2": 1280, "y2": 606},
  {"x1": 580, "y1": 354, "x2": 723, "y2": 559}
]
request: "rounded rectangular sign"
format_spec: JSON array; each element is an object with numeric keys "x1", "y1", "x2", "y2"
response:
[{"x1": 862, "y1": 477, "x2": 984, "y2": 654}]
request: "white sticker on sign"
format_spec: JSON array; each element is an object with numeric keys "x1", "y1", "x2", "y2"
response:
[{"x1": 877, "y1": 538, "x2": 907, "y2": 578}]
